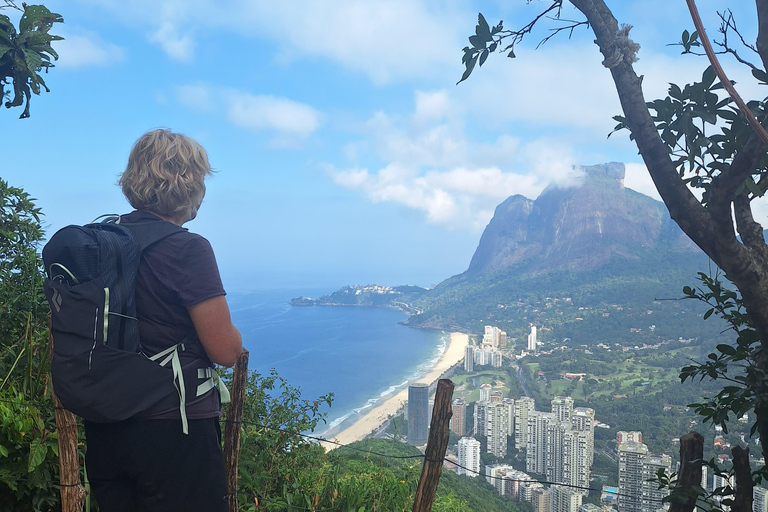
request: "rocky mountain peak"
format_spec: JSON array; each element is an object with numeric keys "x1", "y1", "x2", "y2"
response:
[{"x1": 467, "y1": 162, "x2": 693, "y2": 275}]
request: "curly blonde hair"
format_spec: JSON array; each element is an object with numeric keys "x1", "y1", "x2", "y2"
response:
[{"x1": 119, "y1": 129, "x2": 212, "y2": 223}]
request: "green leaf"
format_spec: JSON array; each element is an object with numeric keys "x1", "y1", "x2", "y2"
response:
[
  {"x1": 752, "y1": 68, "x2": 768, "y2": 85},
  {"x1": 23, "y1": 48, "x2": 43, "y2": 72},
  {"x1": 703, "y1": 308, "x2": 714, "y2": 320},
  {"x1": 456, "y1": 54, "x2": 478, "y2": 85},
  {"x1": 682, "y1": 30, "x2": 690, "y2": 45},
  {"x1": 477, "y1": 13, "x2": 491, "y2": 41},
  {"x1": 507, "y1": 48, "x2": 515, "y2": 58},
  {"x1": 0, "y1": 444, "x2": 8, "y2": 457},
  {"x1": 28, "y1": 438, "x2": 46, "y2": 473},
  {"x1": 702, "y1": 66, "x2": 716, "y2": 88},
  {"x1": 479, "y1": 49, "x2": 489, "y2": 67},
  {"x1": 717, "y1": 344, "x2": 737, "y2": 356},
  {"x1": 468, "y1": 34, "x2": 486, "y2": 50}
]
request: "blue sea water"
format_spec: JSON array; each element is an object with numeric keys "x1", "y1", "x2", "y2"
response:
[{"x1": 227, "y1": 289, "x2": 446, "y2": 435}]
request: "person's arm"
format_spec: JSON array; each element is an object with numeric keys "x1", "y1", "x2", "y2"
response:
[{"x1": 187, "y1": 295, "x2": 243, "y2": 367}]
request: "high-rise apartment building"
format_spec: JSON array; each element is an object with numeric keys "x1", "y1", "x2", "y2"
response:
[
  {"x1": 571, "y1": 407, "x2": 595, "y2": 466},
  {"x1": 503, "y1": 398, "x2": 515, "y2": 437},
  {"x1": 527, "y1": 325, "x2": 538, "y2": 351},
  {"x1": 515, "y1": 397, "x2": 536, "y2": 450},
  {"x1": 490, "y1": 390, "x2": 503, "y2": 403},
  {"x1": 464, "y1": 345, "x2": 474, "y2": 372},
  {"x1": 754, "y1": 486, "x2": 768, "y2": 512},
  {"x1": 527, "y1": 411, "x2": 554, "y2": 475},
  {"x1": 474, "y1": 401, "x2": 488, "y2": 437},
  {"x1": 479, "y1": 383, "x2": 492, "y2": 402},
  {"x1": 407, "y1": 383, "x2": 429, "y2": 446},
  {"x1": 550, "y1": 485, "x2": 583, "y2": 512},
  {"x1": 487, "y1": 402, "x2": 510, "y2": 457},
  {"x1": 457, "y1": 437, "x2": 481, "y2": 477},
  {"x1": 551, "y1": 396, "x2": 574, "y2": 423},
  {"x1": 546, "y1": 421, "x2": 591, "y2": 495},
  {"x1": 451, "y1": 398, "x2": 466, "y2": 436},
  {"x1": 618, "y1": 439, "x2": 647, "y2": 512},
  {"x1": 643, "y1": 454, "x2": 671, "y2": 512},
  {"x1": 618, "y1": 432, "x2": 671, "y2": 512}
]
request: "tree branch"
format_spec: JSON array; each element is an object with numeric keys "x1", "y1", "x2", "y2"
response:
[
  {"x1": 757, "y1": 0, "x2": 768, "y2": 73},
  {"x1": 733, "y1": 191, "x2": 765, "y2": 250},
  {"x1": 568, "y1": 0, "x2": 720, "y2": 261}
]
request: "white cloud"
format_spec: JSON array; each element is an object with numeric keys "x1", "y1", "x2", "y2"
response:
[
  {"x1": 328, "y1": 90, "x2": 583, "y2": 231},
  {"x1": 63, "y1": 0, "x2": 465, "y2": 82},
  {"x1": 226, "y1": 93, "x2": 320, "y2": 137},
  {"x1": 173, "y1": 84, "x2": 321, "y2": 144},
  {"x1": 176, "y1": 84, "x2": 214, "y2": 112},
  {"x1": 624, "y1": 162, "x2": 661, "y2": 200},
  {"x1": 149, "y1": 22, "x2": 194, "y2": 62},
  {"x1": 54, "y1": 30, "x2": 124, "y2": 68}
]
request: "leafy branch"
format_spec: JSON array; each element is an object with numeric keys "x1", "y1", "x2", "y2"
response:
[
  {"x1": 0, "y1": 3, "x2": 63, "y2": 118},
  {"x1": 457, "y1": 5, "x2": 589, "y2": 85}
]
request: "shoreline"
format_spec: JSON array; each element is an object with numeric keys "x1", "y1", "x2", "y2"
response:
[{"x1": 320, "y1": 332, "x2": 469, "y2": 451}]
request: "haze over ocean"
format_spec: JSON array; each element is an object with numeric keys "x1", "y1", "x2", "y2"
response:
[{"x1": 227, "y1": 289, "x2": 447, "y2": 434}]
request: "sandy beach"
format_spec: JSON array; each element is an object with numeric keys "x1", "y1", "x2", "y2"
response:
[{"x1": 321, "y1": 332, "x2": 469, "y2": 450}]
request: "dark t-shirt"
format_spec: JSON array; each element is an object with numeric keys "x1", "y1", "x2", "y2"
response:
[{"x1": 122, "y1": 210, "x2": 226, "y2": 419}]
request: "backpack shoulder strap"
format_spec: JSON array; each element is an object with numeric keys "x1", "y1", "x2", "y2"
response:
[{"x1": 120, "y1": 218, "x2": 186, "y2": 252}]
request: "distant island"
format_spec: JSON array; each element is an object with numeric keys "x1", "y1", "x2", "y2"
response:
[{"x1": 290, "y1": 284, "x2": 426, "y2": 315}]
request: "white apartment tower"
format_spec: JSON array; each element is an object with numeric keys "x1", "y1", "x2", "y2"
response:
[
  {"x1": 754, "y1": 486, "x2": 768, "y2": 512},
  {"x1": 527, "y1": 325, "x2": 538, "y2": 351},
  {"x1": 479, "y1": 383, "x2": 492, "y2": 402},
  {"x1": 618, "y1": 432, "x2": 671, "y2": 512},
  {"x1": 546, "y1": 421, "x2": 591, "y2": 495},
  {"x1": 618, "y1": 439, "x2": 647, "y2": 512},
  {"x1": 527, "y1": 411, "x2": 554, "y2": 475},
  {"x1": 551, "y1": 396, "x2": 574, "y2": 423},
  {"x1": 487, "y1": 402, "x2": 510, "y2": 457},
  {"x1": 451, "y1": 398, "x2": 466, "y2": 436},
  {"x1": 515, "y1": 397, "x2": 536, "y2": 450},
  {"x1": 550, "y1": 485, "x2": 583, "y2": 512},
  {"x1": 643, "y1": 454, "x2": 672, "y2": 512},
  {"x1": 457, "y1": 437, "x2": 481, "y2": 477},
  {"x1": 571, "y1": 407, "x2": 595, "y2": 466}
]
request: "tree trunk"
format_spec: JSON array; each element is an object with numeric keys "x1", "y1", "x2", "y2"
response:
[
  {"x1": 49, "y1": 322, "x2": 88, "y2": 511},
  {"x1": 413, "y1": 379, "x2": 454, "y2": 512},
  {"x1": 570, "y1": 0, "x2": 768, "y2": 467}
]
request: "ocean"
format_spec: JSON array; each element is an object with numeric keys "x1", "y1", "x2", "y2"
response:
[{"x1": 227, "y1": 289, "x2": 447, "y2": 435}]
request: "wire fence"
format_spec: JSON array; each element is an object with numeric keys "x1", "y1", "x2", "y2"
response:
[{"x1": 0, "y1": 395, "x2": 669, "y2": 505}]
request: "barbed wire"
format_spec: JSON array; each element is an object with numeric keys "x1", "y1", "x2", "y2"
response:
[{"x1": 0, "y1": 395, "x2": 675, "y2": 505}]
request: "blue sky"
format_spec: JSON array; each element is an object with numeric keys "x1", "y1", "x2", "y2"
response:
[{"x1": 2, "y1": 0, "x2": 763, "y2": 291}]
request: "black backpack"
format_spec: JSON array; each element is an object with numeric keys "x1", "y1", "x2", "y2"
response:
[{"x1": 43, "y1": 215, "x2": 226, "y2": 434}]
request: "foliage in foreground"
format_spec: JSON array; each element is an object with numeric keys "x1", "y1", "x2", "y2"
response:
[
  {"x1": 0, "y1": 2, "x2": 63, "y2": 118},
  {"x1": 0, "y1": 179, "x2": 59, "y2": 511}
]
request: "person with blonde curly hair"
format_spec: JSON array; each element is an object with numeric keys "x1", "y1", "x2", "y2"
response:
[{"x1": 84, "y1": 129, "x2": 242, "y2": 512}]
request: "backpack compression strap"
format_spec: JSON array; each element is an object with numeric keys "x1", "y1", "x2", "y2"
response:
[{"x1": 149, "y1": 343, "x2": 189, "y2": 435}]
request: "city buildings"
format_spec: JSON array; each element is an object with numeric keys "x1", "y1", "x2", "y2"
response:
[
  {"x1": 487, "y1": 402, "x2": 510, "y2": 457},
  {"x1": 451, "y1": 397, "x2": 466, "y2": 436},
  {"x1": 528, "y1": 325, "x2": 538, "y2": 351},
  {"x1": 515, "y1": 397, "x2": 536, "y2": 450},
  {"x1": 617, "y1": 431, "x2": 671, "y2": 512},
  {"x1": 550, "y1": 485, "x2": 583, "y2": 512},
  {"x1": 464, "y1": 345, "x2": 474, "y2": 372},
  {"x1": 407, "y1": 383, "x2": 429, "y2": 446},
  {"x1": 457, "y1": 437, "x2": 481, "y2": 477}
]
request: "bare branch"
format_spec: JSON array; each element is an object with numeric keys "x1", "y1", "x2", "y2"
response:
[
  {"x1": 0, "y1": 0, "x2": 22, "y2": 10},
  {"x1": 715, "y1": 10, "x2": 760, "y2": 70},
  {"x1": 536, "y1": 18, "x2": 591, "y2": 49},
  {"x1": 686, "y1": 0, "x2": 768, "y2": 147},
  {"x1": 500, "y1": 1, "x2": 565, "y2": 52}
]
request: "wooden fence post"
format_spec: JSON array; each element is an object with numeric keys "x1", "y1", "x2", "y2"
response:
[
  {"x1": 224, "y1": 350, "x2": 249, "y2": 512},
  {"x1": 669, "y1": 432, "x2": 704, "y2": 512},
  {"x1": 49, "y1": 321, "x2": 88, "y2": 511},
  {"x1": 412, "y1": 379, "x2": 454, "y2": 512},
  {"x1": 732, "y1": 446, "x2": 753, "y2": 512}
]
